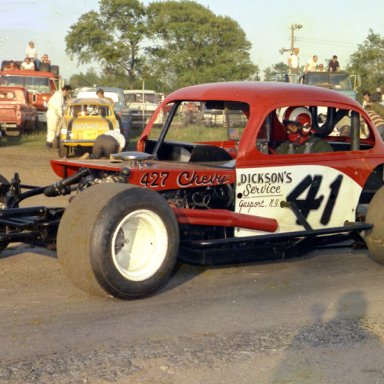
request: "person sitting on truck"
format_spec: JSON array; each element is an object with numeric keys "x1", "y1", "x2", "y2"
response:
[
  {"x1": 41, "y1": 53, "x2": 51, "y2": 64},
  {"x1": 21, "y1": 57, "x2": 35, "y2": 70},
  {"x1": 4, "y1": 60, "x2": 19, "y2": 71},
  {"x1": 304, "y1": 55, "x2": 318, "y2": 72},
  {"x1": 276, "y1": 107, "x2": 333, "y2": 154}
]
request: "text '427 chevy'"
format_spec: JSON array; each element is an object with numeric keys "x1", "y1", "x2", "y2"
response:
[{"x1": 2, "y1": 82, "x2": 384, "y2": 299}]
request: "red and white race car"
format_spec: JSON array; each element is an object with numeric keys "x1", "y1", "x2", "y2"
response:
[{"x1": 2, "y1": 81, "x2": 384, "y2": 299}]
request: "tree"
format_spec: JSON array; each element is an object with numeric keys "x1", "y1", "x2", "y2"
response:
[
  {"x1": 263, "y1": 62, "x2": 290, "y2": 82},
  {"x1": 65, "y1": 0, "x2": 146, "y2": 89},
  {"x1": 145, "y1": 1, "x2": 258, "y2": 92},
  {"x1": 69, "y1": 69, "x2": 102, "y2": 89},
  {"x1": 65, "y1": 0, "x2": 258, "y2": 92},
  {"x1": 348, "y1": 30, "x2": 384, "y2": 93}
]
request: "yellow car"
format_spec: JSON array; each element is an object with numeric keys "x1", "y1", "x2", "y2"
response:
[{"x1": 57, "y1": 98, "x2": 120, "y2": 157}]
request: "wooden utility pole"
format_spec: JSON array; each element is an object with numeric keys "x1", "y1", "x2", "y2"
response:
[{"x1": 279, "y1": 23, "x2": 303, "y2": 55}]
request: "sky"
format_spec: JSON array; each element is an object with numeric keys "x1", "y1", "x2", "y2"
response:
[{"x1": 1, "y1": 0, "x2": 383, "y2": 82}]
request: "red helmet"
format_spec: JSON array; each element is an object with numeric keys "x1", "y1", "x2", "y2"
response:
[{"x1": 283, "y1": 107, "x2": 312, "y2": 132}]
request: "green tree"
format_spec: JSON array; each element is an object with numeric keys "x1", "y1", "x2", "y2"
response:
[
  {"x1": 145, "y1": 0, "x2": 258, "y2": 92},
  {"x1": 263, "y1": 62, "x2": 289, "y2": 81},
  {"x1": 65, "y1": 0, "x2": 146, "y2": 89},
  {"x1": 69, "y1": 69, "x2": 102, "y2": 89},
  {"x1": 348, "y1": 30, "x2": 384, "y2": 93}
]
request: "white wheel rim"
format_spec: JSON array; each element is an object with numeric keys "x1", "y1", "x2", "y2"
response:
[{"x1": 111, "y1": 209, "x2": 168, "y2": 281}]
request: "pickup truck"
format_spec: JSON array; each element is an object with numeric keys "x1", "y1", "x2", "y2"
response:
[
  {"x1": 0, "y1": 64, "x2": 63, "y2": 130},
  {"x1": 299, "y1": 71, "x2": 360, "y2": 100},
  {"x1": 123, "y1": 89, "x2": 161, "y2": 132},
  {"x1": 0, "y1": 86, "x2": 37, "y2": 136}
]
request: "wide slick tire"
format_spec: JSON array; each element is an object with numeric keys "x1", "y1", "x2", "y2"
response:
[
  {"x1": 364, "y1": 186, "x2": 384, "y2": 264},
  {"x1": 57, "y1": 183, "x2": 179, "y2": 299}
]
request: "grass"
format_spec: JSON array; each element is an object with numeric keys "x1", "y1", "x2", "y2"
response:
[
  {"x1": 149, "y1": 124, "x2": 241, "y2": 143},
  {"x1": 1, "y1": 131, "x2": 47, "y2": 150}
]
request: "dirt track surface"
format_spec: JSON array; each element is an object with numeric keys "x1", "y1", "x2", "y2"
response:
[{"x1": 0, "y1": 142, "x2": 384, "y2": 384}]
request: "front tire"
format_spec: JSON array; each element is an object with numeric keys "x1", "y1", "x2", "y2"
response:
[{"x1": 57, "y1": 183, "x2": 179, "y2": 299}]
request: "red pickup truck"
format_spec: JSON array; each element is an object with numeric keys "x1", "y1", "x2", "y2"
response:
[{"x1": 0, "y1": 86, "x2": 37, "y2": 136}]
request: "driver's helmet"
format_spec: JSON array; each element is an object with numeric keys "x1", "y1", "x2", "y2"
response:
[{"x1": 283, "y1": 107, "x2": 312, "y2": 134}]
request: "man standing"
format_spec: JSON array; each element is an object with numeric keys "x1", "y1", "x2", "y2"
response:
[
  {"x1": 46, "y1": 85, "x2": 72, "y2": 149},
  {"x1": 287, "y1": 48, "x2": 300, "y2": 83},
  {"x1": 25, "y1": 41, "x2": 40, "y2": 70}
]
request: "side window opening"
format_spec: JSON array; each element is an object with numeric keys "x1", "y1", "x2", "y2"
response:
[{"x1": 256, "y1": 105, "x2": 374, "y2": 155}]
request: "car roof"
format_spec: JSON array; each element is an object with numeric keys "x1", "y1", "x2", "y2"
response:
[
  {"x1": 68, "y1": 97, "x2": 113, "y2": 106},
  {"x1": 164, "y1": 81, "x2": 361, "y2": 108}
]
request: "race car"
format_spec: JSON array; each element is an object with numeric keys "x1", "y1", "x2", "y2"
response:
[
  {"x1": 57, "y1": 97, "x2": 120, "y2": 158},
  {"x1": 1, "y1": 81, "x2": 384, "y2": 299}
]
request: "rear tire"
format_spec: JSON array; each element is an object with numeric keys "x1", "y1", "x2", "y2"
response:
[
  {"x1": 364, "y1": 186, "x2": 384, "y2": 264},
  {"x1": 57, "y1": 184, "x2": 179, "y2": 299}
]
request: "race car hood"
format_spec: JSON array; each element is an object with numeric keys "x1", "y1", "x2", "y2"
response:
[{"x1": 50, "y1": 153, "x2": 236, "y2": 191}]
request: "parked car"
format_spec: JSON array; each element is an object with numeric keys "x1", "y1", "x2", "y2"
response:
[
  {"x1": 0, "y1": 86, "x2": 37, "y2": 136},
  {"x1": 2, "y1": 81, "x2": 384, "y2": 300},
  {"x1": 57, "y1": 97, "x2": 120, "y2": 157},
  {"x1": 73, "y1": 87, "x2": 131, "y2": 140},
  {"x1": 123, "y1": 89, "x2": 161, "y2": 131}
]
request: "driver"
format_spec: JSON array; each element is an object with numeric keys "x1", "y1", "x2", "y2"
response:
[{"x1": 276, "y1": 107, "x2": 333, "y2": 154}]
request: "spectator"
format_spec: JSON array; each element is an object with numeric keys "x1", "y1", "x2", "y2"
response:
[
  {"x1": 46, "y1": 85, "x2": 72, "y2": 150},
  {"x1": 25, "y1": 40, "x2": 40, "y2": 69},
  {"x1": 97, "y1": 88, "x2": 123, "y2": 130},
  {"x1": 317, "y1": 63, "x2": 325, "y2": 72},
  {"x1": 365, "y1": 104, "x2": 384, "y2": 139},
  {"x1": 276, "y1": 107, "x2": 333, "y2": 154},
  {"x1": 287, "y1": 48, "x2": 300, "y2": 83},
  {"x1": 21, "y1": 57, "x2": 35, "y2": 70},
  {"x1": 41, "y1": 53, "x2": 51, "y2": 64},
  {"x1": 4, "y1": 60, "x2": 19, "y2": 70},
  {"x1": 304, "y1": 55, "x2": 318, "y2": 72},
  {"x1": 362, "y1": 91, "x2": 371, "y2": 108},
  {"x1": 328, "y1": 55, "x2": 340, "y2": 72}
]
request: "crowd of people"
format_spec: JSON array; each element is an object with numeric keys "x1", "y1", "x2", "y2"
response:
[
  {"x1": 3, "y1": 40, "x2": 51, "y2": 71},
  {"x1": 288, "y1": 49, "x2": 341, "y2": 76}
]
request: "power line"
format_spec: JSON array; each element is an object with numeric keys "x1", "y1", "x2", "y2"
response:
[{"x1": 296, "y1": 37, "x2": 357, "y2": 48}]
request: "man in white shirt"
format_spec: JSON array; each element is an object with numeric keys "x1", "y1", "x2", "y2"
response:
[
  {"x1": 287, "y1": 48, "x2": 299, "y2": 83},
  {"x1": 25, "y1": 41, "x2": 40, "y2": 69},
  {"x1": 46, "y1": 85, "x2": 72, "y2": 149},
  {"x1": 21, "y1": 57, "x2": 35, "y2": 70},
  {"x1": 304, "y1": 55, "x2": 318, "y2": 72}
]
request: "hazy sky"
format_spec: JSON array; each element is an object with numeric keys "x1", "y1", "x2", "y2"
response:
[{"x1": 1, "y1": 0, "x2": 383, "y2": 81}]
